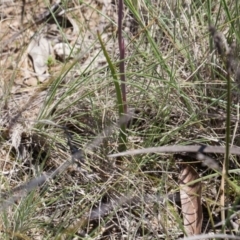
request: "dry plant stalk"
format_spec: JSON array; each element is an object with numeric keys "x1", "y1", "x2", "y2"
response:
[
  {"x1": 209, "y1": 25, "x2": 240, "y2": 230},
  {"x1": 179, "y1": 164, "x2": 203, "y2": 236},
  {"x1": 108, "y1": 145, "x2": 240, "y2": 158}
]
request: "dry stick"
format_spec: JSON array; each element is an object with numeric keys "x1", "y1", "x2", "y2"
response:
[
  {"x1": 178, "y1": 234, "x2": 240, "y2": 240},
  {"x1": 108, "y1": 145, "x2": 240, "y2": 157}
]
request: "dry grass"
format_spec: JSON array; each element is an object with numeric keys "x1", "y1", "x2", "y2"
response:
[{"x1": 1, "y1": 0, "x2": 240, "y2": 239}]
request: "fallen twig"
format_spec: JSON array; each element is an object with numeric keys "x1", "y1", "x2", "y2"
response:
[{"x1": 108, "y1": 145, "x2": 240, "y2": 157}]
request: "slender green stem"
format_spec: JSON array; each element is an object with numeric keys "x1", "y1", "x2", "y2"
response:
[
  {"x1": 225, "y1": 71, "x2": 231, "y2": 178},
  {"x1": 97, "y1": 32, "x2": 127, "y2": 153}
]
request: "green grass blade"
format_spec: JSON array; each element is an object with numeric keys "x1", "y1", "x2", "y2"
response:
[{"x1": 97, "y1": 31, "x2": 127, "y2": 152}]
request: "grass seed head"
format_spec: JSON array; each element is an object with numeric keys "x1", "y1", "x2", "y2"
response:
[{"x1": 209, "y1": 25, "x2": 228, "y2": 56}]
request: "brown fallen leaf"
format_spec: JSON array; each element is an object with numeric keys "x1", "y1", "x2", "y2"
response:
[{"x1": 179, "y1": 164, "x2": 203, "y2": 236}]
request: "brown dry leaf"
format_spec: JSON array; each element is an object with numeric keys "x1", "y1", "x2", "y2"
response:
[{"x1": 179, "y1": 164, "x2": 203, "y2": 236}]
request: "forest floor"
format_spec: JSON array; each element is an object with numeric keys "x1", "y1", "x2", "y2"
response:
[{"x1": 1, "y1": 0, "x2": 240, "y2": 239}]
